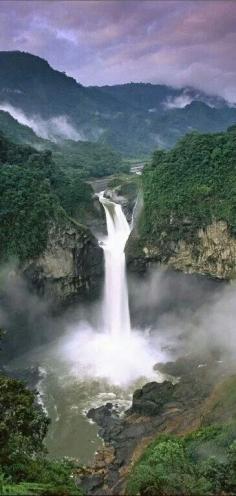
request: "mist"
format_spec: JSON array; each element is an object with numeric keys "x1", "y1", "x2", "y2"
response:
[
  {"x1": 1, "y1": 256, "x2": 235, "y2": 377},
  {"x1": 128, "y1": 267, "x2": 236, "y2": 368},
  {"x1": 1, "y1": 258, "x2": 236, "y2": 465},
  {"x1": 163, "y1": 94, "x2": 194, "y2": 110},
  {"x1": 0, "y1": 102, "x2": 84, "y2": 142}
]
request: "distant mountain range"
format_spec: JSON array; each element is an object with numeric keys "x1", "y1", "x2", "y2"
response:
[{"x1": 0, "y1": 50, "x2": 236, "y2": 155}]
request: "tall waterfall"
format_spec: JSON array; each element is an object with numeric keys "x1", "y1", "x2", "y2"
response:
[
  {"x1": 57, "y1": 192, "x2": 165, "y2": 386},
  {"x1": 99, "y1": 193, "x2": 131, "y2": 337}
]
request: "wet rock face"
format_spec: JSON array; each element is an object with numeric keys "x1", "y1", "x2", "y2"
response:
[
  {"x1": 23, "y1": 218, "x2": 104, "y2": 304},
  {"x1": 128, "y1": 381, "x2": 175, "y2": 416},
  {"x1": 126, "y1": 220, "x2": 236, "y2": 280},
  {"x1": 80, "y1": 354, "x2": 232, "y2": 495},
  {"x1": 104, "y1": 180, "x2": 138, "y2": 224},
  {"x1": 87, "y1": 403, "x2": 120, "y2": 433}
]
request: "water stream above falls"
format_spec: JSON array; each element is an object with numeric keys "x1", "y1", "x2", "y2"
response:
[{"x1": 8, "y1": 193, "x2": 167, "y2": 463}]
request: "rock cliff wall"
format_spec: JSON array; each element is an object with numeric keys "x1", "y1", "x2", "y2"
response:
[
  {"x1": 126, "y1": 220, "x2": 236, "y2": 280},
  {"x1": 23, "y1": 217, "x2": 104, "y2": 303}
]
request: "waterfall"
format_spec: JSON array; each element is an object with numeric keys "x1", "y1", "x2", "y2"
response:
[
  {"x1": 99, "y1": 193, "x2": 131, "y2": 337},
  {"x1": 56, "y1": 192, "x2": 166, "y2": 387}
]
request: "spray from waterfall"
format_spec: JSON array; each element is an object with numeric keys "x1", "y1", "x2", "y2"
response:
[
  {"x1": 99, "y1": 193, "x2": 131, "y2": 337},
  {"x1": 57, "y1": 192, "x2": 167, "y2": 386}
]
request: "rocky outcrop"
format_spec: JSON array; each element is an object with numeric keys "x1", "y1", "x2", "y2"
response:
[
  {"x1": 126, "y1": 220, "x2": 236, "y2": 280},
  {"x1": 23, "y1": 217, "x2": 104, "y2": 304},
  {"x1": 104, "y1": 179, "x2": 138, "y2": 223},
  {"x1": 78, "y1": 354, "x2": 234, "y2": 495}
]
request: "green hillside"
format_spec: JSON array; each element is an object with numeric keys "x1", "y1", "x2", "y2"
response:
[{"x1": 140, "y1": 128, "x2": 236, "y2": 245}]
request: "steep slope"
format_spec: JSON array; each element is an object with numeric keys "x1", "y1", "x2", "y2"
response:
[
  {"x1": 0, "y1": 109, "x2": 125, "y2": 178},
  {"x1": 23, "y1": 217, "x2": 104, "y2": 303},
  {"x1": 126, "y1": 128, "x2": 236, "y2": 279},
  {"x1": 0, "y1": 50, "x2": 98, "y2": 118},
  {"x1": 0, "y1": 109, "x2": 46, "y2": 146},
  {"x1": 0, "y1": 51, "x2": 120, "y2": 131}
]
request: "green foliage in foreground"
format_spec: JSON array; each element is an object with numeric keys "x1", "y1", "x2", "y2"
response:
[
  {"x1": 127, "y1": 424, "x2": 236, "y2": 496},
  {"x1": 0, "y1": 375, "x2": 81, "y2": 495},
  {"x1": 140, "y1": 128, "x2": 236, "y2": 245}
]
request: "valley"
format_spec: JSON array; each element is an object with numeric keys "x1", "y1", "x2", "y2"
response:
[{"x1": 0, "y1": 45, "x2": 236, "y2": 496}]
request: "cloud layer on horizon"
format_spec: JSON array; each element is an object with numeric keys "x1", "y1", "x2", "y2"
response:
[{"x1": 0, "y1": 0, "x2": 236, "y2": 102}]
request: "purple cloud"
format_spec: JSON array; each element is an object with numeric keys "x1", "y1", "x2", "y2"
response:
[{"x1": 0, "y1": 0, "x2": 236, "y2": 102}]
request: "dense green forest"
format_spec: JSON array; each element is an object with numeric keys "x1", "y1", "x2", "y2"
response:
[
  {"x1": 0, "y1": 133, "x2": 98, "y2": 263},
  {"x1": 52, "y1": 139, "x2": 127, "y2": 178},
  {"x1": 0, "y1": 109, "x2": 126, "y2": 178},
  {"x1": 140, "y1": 127, "x2": 236, "y2": 245}
]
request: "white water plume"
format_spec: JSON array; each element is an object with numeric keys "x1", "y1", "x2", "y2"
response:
[
  {"x1": 57, "y1": 193, "x2": 166, "y2": 387},
  {"x1": 100, "y1": 194, "x2": 131, "y2": 337}
]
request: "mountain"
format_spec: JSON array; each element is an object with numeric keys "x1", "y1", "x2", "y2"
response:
[
  {"x1": 98, "y1": 82, "x2": 227, "y2": 112},
  {"x1": 0, "y1": 51, "x2": 236, "y2": 155},
  {"x1": 0, "y1": 51, "x2": 120, "y2": 123}
]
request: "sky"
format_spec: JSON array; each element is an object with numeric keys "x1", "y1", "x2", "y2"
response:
[{"x1": 0, "y1": 0, "x2": 236, "y2": 102}]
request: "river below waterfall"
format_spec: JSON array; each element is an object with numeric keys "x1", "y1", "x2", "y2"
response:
[
  {"x1": 5, "y1": 194, "x2": 166, "y2": 464},
  {"x1": 7, "y1": 329, "x2": 164, "y2": 464}
]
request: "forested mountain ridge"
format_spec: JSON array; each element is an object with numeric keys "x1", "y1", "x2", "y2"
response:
[
  {"x1": 1, "y1": 51, "x2": 236, "y2": 155},
  {"x1": 0, "y1": 109, "x2": 125, "y2": 178},
  {"x1": 98, "y1": 82, "x2": 227, "y2": 112},
  {"x1": 126, "y1": 127, "x2": 236, "y2": 279},
  {"x1": 0, "y1": 109, "x2": 45, "y2": 146}
]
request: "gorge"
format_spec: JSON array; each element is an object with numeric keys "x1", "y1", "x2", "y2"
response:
[
  {"x1": 0, "y1": 49, "x2": 236, "y2": 496},
  {"x1": 3, "y1": 165, "x2": 236, "y2": 495},
  {"x1": 12, "y1": 188, "x2": 167, "y2": 466}
]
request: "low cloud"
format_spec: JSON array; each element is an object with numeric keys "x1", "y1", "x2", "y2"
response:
[
  {"x1": 0, "y1": 102, "x2": 83, "y2": 141},
  {"x1": 163, "y1": 95, "x2": 194, "y2": 110}
]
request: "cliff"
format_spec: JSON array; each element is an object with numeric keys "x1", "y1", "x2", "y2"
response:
[
  {"x1": 126, "y1": 220, "x2": 236, "y2": 279},
  {"x1": 126, "y1": 129, "x2": 236, "y2": 280},
  {"x1": 23, "y1": 217, "x2": 104, "y2": 303}
]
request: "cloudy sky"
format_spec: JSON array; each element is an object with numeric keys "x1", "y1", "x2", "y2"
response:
[{"x1": 0, "y1": 0, "x2": 236, "y2": 101}]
